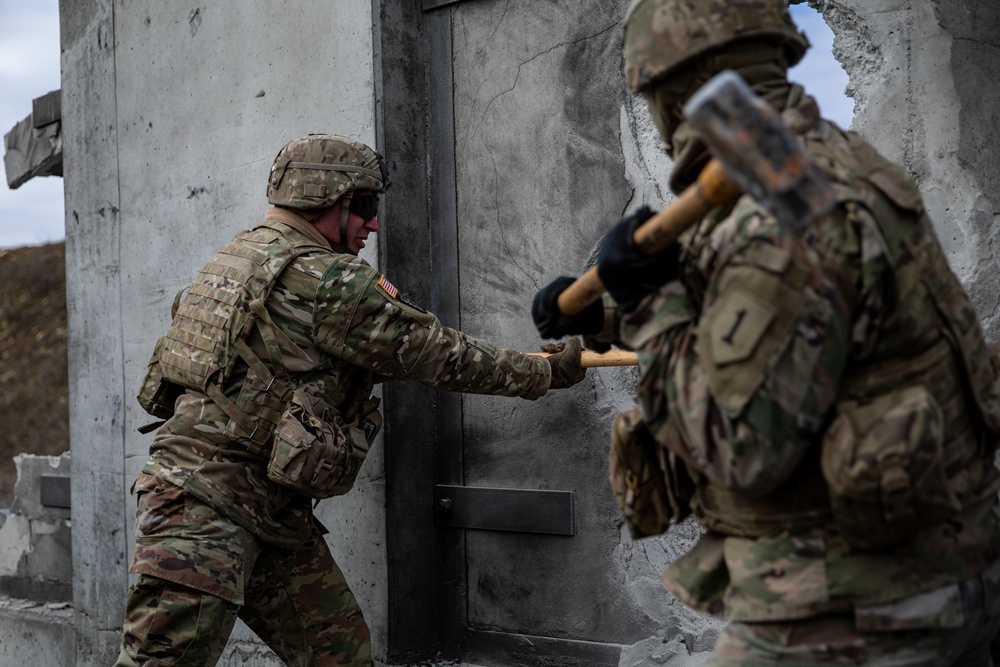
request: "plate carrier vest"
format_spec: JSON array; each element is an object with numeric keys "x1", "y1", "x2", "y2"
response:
[{"x1": 137, "y1": 224, "x2": 328, "y2": 455}]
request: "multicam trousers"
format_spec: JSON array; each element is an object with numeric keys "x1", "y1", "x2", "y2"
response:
[
  {"x1": 114, "y1": 474, "x2": 371, "y2": 667},
  {"x1": 706, "y1": 560, "x2": 1000, "y2": 666}
]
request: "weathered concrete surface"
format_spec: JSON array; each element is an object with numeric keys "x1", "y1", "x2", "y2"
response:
[
  {"x1": 60, "y1": 0, "x2": 129, "y2": 662},
  {"x1": 0, "y1": 453, "x2": 72, "y2": 602},
  {"x1": 812, "y1": 0, "x2": 1000, "y2": 338},
  {"x1": 3, "y1": 105, "x2": 62, "y2": 190},
  {"x1": 0, "y1": 596, "x2": 75, "y2": 665}
]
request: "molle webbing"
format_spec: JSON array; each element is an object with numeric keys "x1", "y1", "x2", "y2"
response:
[
  {"x1": 161, "y1": 234, "x2": 278, "y2": 389},
  {"x1": 693, "y1": 453, "x2": 831, "y2": 537},
  {"x1": 158, "y1": 225, "x2": 326, "y2": 454},
  {"x1": 917, "y1": 238, "x2": 1000, "y2": 435}
]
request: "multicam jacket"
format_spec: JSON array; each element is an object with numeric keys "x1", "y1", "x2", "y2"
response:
[
  {"x1": 141, "y1": 208, "x2": 550, "y2": 549},
  {"x1": 621, "y1": 95, "x2": 1000, "y2": 625}
]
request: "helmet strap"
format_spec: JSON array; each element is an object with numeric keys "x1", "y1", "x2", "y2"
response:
[{"x1": 339, "y1": 192, "x2": 353, "y2": 241}]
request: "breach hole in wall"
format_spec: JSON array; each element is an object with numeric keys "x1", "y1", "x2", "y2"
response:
[{"x1": 788, "y1": 3, "x2": 855, "y2": 128}]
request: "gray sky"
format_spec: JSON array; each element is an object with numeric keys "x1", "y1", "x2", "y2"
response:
[
  {"x1": 789, "y1": 4, "x2": 855, "y2": 126},
  {"x1": 0, "y1": 3, "x2": 854, "y2": 250},
  {"x1": 0, "y1": 1, "x2": 62, "y2": 249}
]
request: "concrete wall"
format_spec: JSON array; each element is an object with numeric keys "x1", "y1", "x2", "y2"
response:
[
  {"x1": 53, "y1": 0, "x2": 1000, "y2": 666},
  {"x1": 0, "y1": 454, "x2": 72, "y2": 603},
  {"x1": 0, "y1": 596, "x2": 75, "y2": 665},
  {"x1": 0, "y1": 455, "x2": 74, "y2": 664},
  {"x1": 815, "y1": 0, "x2": 1000, "y2": 338}
]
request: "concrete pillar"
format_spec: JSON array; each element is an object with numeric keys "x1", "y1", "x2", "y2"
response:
[
  {"x1": 61, "y1": 2, "x2": 382, "y2": 664},
  {"x1": 60, "y1": 0, "x2": 128, "y2": 663}
]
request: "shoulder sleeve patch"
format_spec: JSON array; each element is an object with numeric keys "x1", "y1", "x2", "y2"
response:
[
  {"x1": 377, "y1": 274, "x2": 399, "y2": 299},
  {"x1": 699, "y1": 266, "x2": 805, "y2": 416},
  {"x1": 704, "y1": 286, "x2": 776, "y2": 366},
  {"x1": 375, "y1": 274, "x2": 429, "y2": 313}
]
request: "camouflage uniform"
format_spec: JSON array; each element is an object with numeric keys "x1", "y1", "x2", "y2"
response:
[
  {"x1": 605, "y1": 1, "x2": 1000, "y2": 664},
  {"x1": 618, "y1": 93, "x2": 1000, "y2": 665},
  {"x1": 117, "y1": 203, "x2": 557, "y2": 664}
]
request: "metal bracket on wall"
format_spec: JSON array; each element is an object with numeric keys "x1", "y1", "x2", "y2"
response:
[
  {"x1": 434, "y1": 485, "x2": 575, "y2": 536},
  {"x1": 423, "y1": 0, "x2": 481, "y2": 11},
  {"x1": 40, "y1": 476, "x2": 71, "y2": 509}
]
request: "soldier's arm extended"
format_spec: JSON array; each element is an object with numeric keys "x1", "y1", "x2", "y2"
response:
[
  {"x1": 626, "y1": 203, "x2": 858, "y2": 498},
  {"x1": 313, "y1": 255, "x2": 551, "y2": 399}
]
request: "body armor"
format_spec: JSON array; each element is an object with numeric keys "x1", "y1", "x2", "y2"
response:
[
  {"x1": 690, "y1": 127, "x2": 1000, "y2": 548},
  {"x1": 139, "y1": 226, "x2": 327, "y2": 454}
]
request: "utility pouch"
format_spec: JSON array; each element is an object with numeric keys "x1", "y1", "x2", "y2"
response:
[
  {"x1": 609, "y1": 406, "x2": 692, "y2": 539},
  {"x1": 267, "y1": 390, "x2": 381, "y2": 499},
  {"x1": 136, "y1": 336, "x2": 184, "y2": 421},
  {"x1": 821, "y1": 385, "x2": 959, "y2": 550}
]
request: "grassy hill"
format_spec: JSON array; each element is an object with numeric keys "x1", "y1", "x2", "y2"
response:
[{"x1": 0, "y1": 242, "x2": 68, "y2": 506}]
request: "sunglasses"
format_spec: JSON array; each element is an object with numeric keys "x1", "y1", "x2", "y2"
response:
[{"x1": 349, "y1": 194, "x2": 379, "y2": 221}]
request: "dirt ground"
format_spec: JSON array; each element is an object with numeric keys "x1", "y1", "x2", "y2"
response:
[{"x1": 0, "y1": 242, "x2": 68, "y2": 507}]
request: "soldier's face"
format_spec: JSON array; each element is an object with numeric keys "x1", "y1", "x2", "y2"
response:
[
  {"x1": 342, "y1": 206, "x2": 380, "y2": 253},
  {"x1": 314, "y1": 191, "x2": 380, "y2": 254}
]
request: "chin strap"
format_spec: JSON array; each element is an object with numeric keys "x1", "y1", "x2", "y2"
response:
[{"x1": 339, "y1": 192, "x2": 353, "y2": 241}]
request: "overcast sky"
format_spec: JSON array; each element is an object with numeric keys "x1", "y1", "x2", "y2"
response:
[
  {"x1": 0, "y1": 1, "x2": 62, "y2": 249},
  {"x1": 0, "y1": 3, "x2": 853, "y2": 250}
]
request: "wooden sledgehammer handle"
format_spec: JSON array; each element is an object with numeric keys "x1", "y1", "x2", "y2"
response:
[
  {"x1": 555, "y1": 159, "x2": 742, "y2": 316},
  {"x1": 529, "y1": 349, "x2": 638, "y2": 367}
]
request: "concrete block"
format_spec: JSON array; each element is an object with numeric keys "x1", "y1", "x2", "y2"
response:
[
  {"x1": 0, "y1": 596, "x2": 75, "y2": 665},
  {"x1": 0, "y1": 513, "x2": 30, "y2": 577},
  {"x1": 32, "y1": 89, "x2": 62, "y2": 128},
  {"x1": 0, "y1": 454, "x2": 73, "y2": 600},
  {"x1": 619, "y1": 636, "x2": 711, "y2": 667},
  {"x1": 12, "y1": 453, "x2": 71, "y2": 521},
  {"x1": 2, "y1": 111, "x2": 62, "y2": 190},
  {"x1": 25, "y1": 518, "x2": 73, "y2": 584}
]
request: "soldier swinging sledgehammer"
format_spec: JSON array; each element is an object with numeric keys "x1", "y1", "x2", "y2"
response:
[
  {"x1": 533, "y1": 0, "x2": 1000, "y2": 665},
  {"x1": 114, "y1": 134, "x2": 589, "y2": 667}
]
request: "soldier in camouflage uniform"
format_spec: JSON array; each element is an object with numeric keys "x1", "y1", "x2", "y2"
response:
[
  {"x1": 533, "y1": 1, "x2": 1000, "y2": 664},
  {"x1": 115, "y1": 134, "x2": 587, "y2": 667}
]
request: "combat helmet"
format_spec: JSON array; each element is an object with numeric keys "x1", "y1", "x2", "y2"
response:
[
  {"x1": 267, "y1": 134, "x2": 391, "y2": 211},
  {"x1": 623, "y1": 0, "x2": 809, "y2": 94}
]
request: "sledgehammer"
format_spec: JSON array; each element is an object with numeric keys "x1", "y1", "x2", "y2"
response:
[
  {"x1": 530, "y1": 349, "x2": 638, "y2": 367},
  {"x1": 555, "y1": 70, "x2": 838, "y2": 317}
]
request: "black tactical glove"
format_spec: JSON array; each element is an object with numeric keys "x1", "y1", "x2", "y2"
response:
[
  {"x1": 543, "y1": 337, "x2": 587, "y2": 390},
  {"x1": 596, "y1": 206, "x2": 681, "y2": 313},
  {"x1": 532, "y1": 276, "x2": 604, "y2": 340}
]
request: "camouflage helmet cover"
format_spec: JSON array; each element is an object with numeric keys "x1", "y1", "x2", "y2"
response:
[
  {"x1": 267, "y1": 134, "x2": 391, "y2": 210},
  {"x1": 623, "y1": 0, "x2": 809, "y2": 94}
]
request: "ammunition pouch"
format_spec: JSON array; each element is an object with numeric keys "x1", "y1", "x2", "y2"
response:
[
  {"x1": 137, "y1": 336, "x2": 184, "y2": 423},
  {"x1": 267, "y1": 390, "x2": 382, "y2": 499},
  {"x1": 609, "y1": 406, "x2": 693, "y2": 539},
  {"x1": 821, "y1": 384, "x2": 961, "y2": 550}
]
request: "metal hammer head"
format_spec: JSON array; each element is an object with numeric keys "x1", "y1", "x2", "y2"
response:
[{"x1": 682, "y1": 70, "x2": 837, "y2": 232}]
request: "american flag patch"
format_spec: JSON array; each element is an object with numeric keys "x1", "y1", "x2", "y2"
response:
[{"x1": 377, "y1": 275, "x2": 399, "y2": 299}]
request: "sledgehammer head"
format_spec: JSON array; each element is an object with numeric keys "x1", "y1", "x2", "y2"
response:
[{"x1": 683, "y1": 70, "x2": 837, "y2": 232}]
